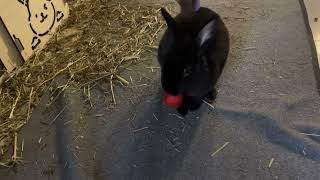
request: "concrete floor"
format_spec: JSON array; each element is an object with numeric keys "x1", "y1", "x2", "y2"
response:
[{"x1": 1, "y1": 0, "x2": 320, "y2": 180}]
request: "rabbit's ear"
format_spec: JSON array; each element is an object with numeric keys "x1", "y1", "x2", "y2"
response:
[
  {"x1": 197, "y1": 19, "x2": 216, "y2": 47},
  {"x1": 161, "y1": 8, "x2": 177, "y2": 30}
]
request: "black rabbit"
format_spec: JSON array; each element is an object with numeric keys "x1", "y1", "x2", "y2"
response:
[{"x1": 158, "y1": 7, "x2": 229, "y2": 116}]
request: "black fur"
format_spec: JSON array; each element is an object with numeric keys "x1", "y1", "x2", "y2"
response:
[{"x1": 158, "y1": 7, "x2": 230, "y2": 116}]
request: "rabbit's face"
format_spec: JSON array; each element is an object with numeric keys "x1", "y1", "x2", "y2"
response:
[
  {"x1": 161, "y1": 54, "x2": 185, "y2": 96},
  {"x1": 161, "y1": 31, "x2": 198, "y2": 95},
  {"x1": 159, "y1": 8, "x2": 218, "y2": 96},
  {"x1": 161, "y1": 56, "x2": 184, "y2": 95}
]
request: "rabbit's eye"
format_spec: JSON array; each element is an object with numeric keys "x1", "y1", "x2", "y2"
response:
[
  {"x1": 184, "y1": 67, "x2": 192, "y2": 77},
  {"x1": 201, "y1": 56, "x2": 209, "y2": 71}
]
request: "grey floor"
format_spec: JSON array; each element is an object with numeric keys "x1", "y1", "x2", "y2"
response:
[{"x1": 1, "y1": 0, "x2": 320, "y2": 180}]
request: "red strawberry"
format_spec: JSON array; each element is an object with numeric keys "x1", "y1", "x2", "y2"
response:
[{"x1": 163, "y1": 93, "x2": 183, "y2": 108}]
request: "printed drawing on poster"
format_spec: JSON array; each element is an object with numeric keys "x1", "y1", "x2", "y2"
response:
[{"x1": 18, "y1": 0, "x2": 66, "y2": 50}]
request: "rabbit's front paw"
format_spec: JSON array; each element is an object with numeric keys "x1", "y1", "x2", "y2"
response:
[
  {"x1": 177, "y1": 106, "x2": 188, "y2": 116},
  {"x1": 204, "y1": 89, "x2": 217, "y2": 103}
]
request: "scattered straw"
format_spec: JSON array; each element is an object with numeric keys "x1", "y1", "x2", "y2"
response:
[
  {"x1": 268, "y1": 158, "x2": 274, "y2": 168},
  {"x1": 12, "y1": 132, "x2": 18, "y2": 162},
  {"x1": 168, "y1": 113, "x2": 184, "y2": 120},
  {"x1": 21, "y1": 138, "x2": 24, "y2": 157},
  {"x1": 115, "y1": 74, "x2": 129, "y2": 86},
  {"x1": 49, "y1": 106, "x2": 67, "y2": 125},
  {"x1": 9, "y1": 90, "x2": 21, "y2": 119},
  {"x1": 27, "y1": 87, "x2": 34, "y2": 121},
  {"x1": 211, "y1": 142, "x2": 230, "y2": 157},
  {"x1": 110, "y1": 75, "x2": 116, "y2": 104},
  {"x1": 146, "y1": 66, "x2": 160, "y2": 72},
  {"x1": 242, "y1": 47, "x2": 257, "y2": 51},
  {"x1": 0, "y1": 162, "x2": 9, "y2": 168},
  {"x1": 0, "y1": 0, "x2": 168, "y2": 163},
  {"x1": 153, "y1": 113, "x2": 159, "y2": 121},
  {"x1": 133, "y1": 127, "x2": 149, "y2": 133},
  {"x1": 300, "y1": 132, "x2": 320, "y2": 137},
  {"x1": 203, "y1": 100, "x2": 215, "y2": 110}
]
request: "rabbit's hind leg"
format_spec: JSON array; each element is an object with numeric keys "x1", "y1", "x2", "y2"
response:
[
  {"x1": 177, "y1": 103, "x2": 189, "y2": 116},
  {"x1": 188, "y1": 96, "x2": 203, "y2": 111},
  {"x1": 204, "y1": 88, "x2": 217, "y2": 103},
  {"x1": 177, "y1": 97, "x2": 190, "y2": 116}
]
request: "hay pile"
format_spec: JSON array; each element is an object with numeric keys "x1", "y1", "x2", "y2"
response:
[{"x1": 0, "y1": 0, "x2": 167, "y2": 166}]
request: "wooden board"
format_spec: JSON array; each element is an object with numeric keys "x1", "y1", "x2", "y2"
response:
[
  {"x1": 302, "y1": 0, "x2": 320, "y2": 64},
  {"x1": 0, "y1": 0, "x2": 69, "y2": 72},
  {"x1": 0, "y1": 17, "x2": 23, "y2": 72}
]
